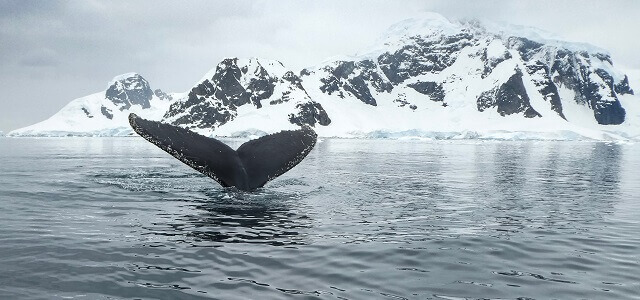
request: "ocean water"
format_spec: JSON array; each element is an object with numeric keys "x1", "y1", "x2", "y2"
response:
[{"x1": 0, "y1": 137, "x2": 639, "y2": 300}]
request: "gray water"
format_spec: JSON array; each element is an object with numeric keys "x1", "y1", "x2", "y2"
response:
[{"x1": 0, "y1": 137, "x2": 639, "y2": 300}]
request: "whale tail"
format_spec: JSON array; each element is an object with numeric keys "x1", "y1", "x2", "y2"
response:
[{"x1": 128, "y1": 113, "x2": 317, "y2": 191}]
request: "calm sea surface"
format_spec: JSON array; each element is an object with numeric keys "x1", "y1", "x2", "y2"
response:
[{"x1": 0, "y1": 137, "x2": 639, "y2": 299}]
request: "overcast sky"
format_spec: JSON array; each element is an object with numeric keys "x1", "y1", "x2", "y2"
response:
[{"x1": 1, "y1": 0, "x2": 639, "y2": 133}]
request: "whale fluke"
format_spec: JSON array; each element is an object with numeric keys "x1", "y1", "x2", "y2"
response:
[{"x1": 128, "y1": 113, "x2": 317, "y2": 191}]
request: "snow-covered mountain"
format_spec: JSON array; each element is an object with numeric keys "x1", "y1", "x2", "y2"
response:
[
  {"x1": 162, "y1": 58, "x2": 330, "y2": 137},
  {"x1": 10, "y1": 13, "x2": 640, "y2": 140},
  {"x1": 10, "y1": 73, "x2": 176, "y2": 136},
  {"x1": 157, "y1": 14, "x2": 638, "y2": 140},
  {"x1": 291, "y1": 15, "x2": 639, "y2": 140}
]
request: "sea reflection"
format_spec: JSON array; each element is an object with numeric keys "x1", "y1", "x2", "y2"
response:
[
  {"x1": 125, "y1": 140, "x2": 626, "y2": 247},
  {"x1": 479, "y1": 142, "x2": 622, "y2": 237},
  {"x1": 141, "y1": 188, "x2": 312, "y2": 247},
  {"x1": 2, "y1": 138, "x2": 639, "y2": 299}
]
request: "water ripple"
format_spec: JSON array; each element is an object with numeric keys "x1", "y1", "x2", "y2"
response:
[{"x1": 0, "y1": 138, "x2": 639, "y2": 299}]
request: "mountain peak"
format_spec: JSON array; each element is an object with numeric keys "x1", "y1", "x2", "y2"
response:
[
  {"x1": 105, "y1": 72, "x2": 153, "y2": 109},
  {"x1": 107, "y1": 72, "x2": 144, "y2": 87},
  {"x1": 197, "y1": 57, "x2": 287, "y2": 84},
  {"x1": 367, "y1": 14, "x2": 608, "y2": 59},
  {"x1": 163, "y1": 57, "x2": 329, "y2": 132},
  {"x1": 378, "y1": 13, "x2": 461, "y2": 45},
  {"x1": 8, "y1": 16, "x2": 639, "y2": 139}
]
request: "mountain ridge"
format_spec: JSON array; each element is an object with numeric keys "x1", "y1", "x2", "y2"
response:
[
  {"x1": 9, "y1": 14, "x2": 640, "y2": 141},
  {"x1": 9, "y1": 73, "x2": 176, "y2": 137}
]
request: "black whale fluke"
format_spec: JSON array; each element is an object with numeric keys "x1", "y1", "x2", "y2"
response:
[{"x1": 128, "y1": 113, "x2": 317, "y2": 191}]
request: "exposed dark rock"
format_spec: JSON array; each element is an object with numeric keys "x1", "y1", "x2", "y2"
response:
[
  {"x1": 160, "y1": 22, "x2": 632, "y2": 130},
  {"x1": 282, "y1": 71, "x2": 305, "y2": 91},
  {"x1": 211, "y1": 58, "x2": 253, "y2": 108},
  {"x1": 394, "y1": 93, "x2": 411, "y2": 108},
  {"x1": 100, "y1": 106, "x2": 113, "y2": 120},
  {"x1": 514, "y1": 40, "x2": 627, "y2": 125},
  {"x1": 246, "y1": 77, "x2": 275, "y2": 108},
  {"x1": 481, "y1": 42, "x2": 512, "y2": 78},
  {"x1": 81, "y1": 107, "x2": 93, "y2": 118},
  {"x1": 105, "y1": 74, "x2": 153, "y2": 110},
  {"x1": 246, "y1": 64, "x2": 278, "y2": 108},
  {"x1": 165, "y1": 94, "x2": 234, "y2": 129},
  {"x1": 573, "y1": 68, "x2": 626, "y2": 124},
  {"x1": 342, "y1": 78, "x2": 377, "y2": 106},
  {"x1": 165, "y1": 58, "x2": 281, "y2": 128},
  {"x1": 357, "y1": 60, "x2": 394, "y2": 93},
  {"x1": 269, "y1": 72, "x2": 311, "y2": 105},
  {"x1": 269, "y1": 91, "x2": 290, "y2": 105},
  {"x1": 393, "y1": 93, "x2": 418, "y2": 110},
  {"x1": 289, "y1": 102, "x2": 331, "y2": 127},
  {"x1": 378, "y1": 33, "x2": 474, "y2": 84},
  {"x1": 477, "y1": 69, "x2": 541, "y2": 118},
  {"x1": 300, "y1": 68, "x2": 311, "y2": 77},
  {"x1": 164, "y1": 58, "x2": 329, "y2": 130},
  {"x1": 594, "y1": 53, "x2": 613, "y2": 65},
  {"x1": 154, "y1": 89, "x2": 173, "y2": 101},
  {"x1": 407, "y1": 81, "x2": 446, "y2": 102},
  {"x1": 319, "y1": 60, "x2": 392, "y2": 106},
  {"x1": 507, "y1": 37, "x2": 544, "y2": 61},
  {"x1": 581, "y1": 70, "x2": 626, "y2": 125},
  {"x1": 525, "y1": 63, "x2": 566, "y2": 119},
  {"x1": 593, "y1": 100, "x2": 626, "y2": 125},
  {"x1": 595, "y1": 69, "x2": 615, "y2": 93},
  {"x1": 164, "y1": 90, "x2": 234, "y2": 129},
  {"x1": 548, "y1": 50, "x2": 579, "y2": 93},
  {"x1": 614, "y1": 75, "x2": 634, "y2": 95}
]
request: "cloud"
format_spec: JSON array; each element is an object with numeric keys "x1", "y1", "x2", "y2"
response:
[
  {"x1": 0, "y1": 0, "x2": 64, "y2": 18},
  {"x1": 19, "y1": 48, "x2": 60, "y2": 67}
]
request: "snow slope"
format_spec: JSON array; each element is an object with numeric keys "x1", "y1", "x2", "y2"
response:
[
  {"x1": 162, "y1": 58, "x2": 329, "y2": 137},
  {"x1": 9, "y1": 73, "x2": 176, "y2": 137},
  {"x1": 9, "y1": 13, "x2": 640, "y2": 141},
  {"x1": 164, "y1": 14, "x2": 637, "y2": 141}
]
